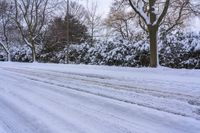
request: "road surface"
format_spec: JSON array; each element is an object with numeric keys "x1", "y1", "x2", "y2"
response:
[{"x1": 0, "y1": 62, "x2": 200, "y2": 133}]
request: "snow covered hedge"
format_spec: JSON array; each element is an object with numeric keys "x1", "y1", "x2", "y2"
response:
[
  {"x1": 2, "y1": 31, "x2": 200, "y2": 69},
  {"x1": 160, "y1": 31, "x2": 200, "y2": 69},
  {"x1": 67, "y1": 39, "x2": 150, "y2": 67},
  {"x1": 10, "y1": 45, "x2": 32, "y2": 62}
]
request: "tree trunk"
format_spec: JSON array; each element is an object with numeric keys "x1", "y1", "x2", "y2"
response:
[
  {"x1": 149, "y1": 26, "x2": 158, "y2": 68},
  {"x1": 31, "y1": 44, "x2": 36, "y2": 62},
  {"x1": 6, "y1": 43, "x2": 11, "y2": 62},
  {"x1": 0, "y1": 41, "x2": 11, "y2": 62},
  {"x1": 65, "y1": 45, "x2": 69, "y2": 64},
  {"x1": 148, "y1": 0, "x2": 158, "y2": 68},
  {"x1": 7, "y1": 52, "x2": 11, "y2": 62}
]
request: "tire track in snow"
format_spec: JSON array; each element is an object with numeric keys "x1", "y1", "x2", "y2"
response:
[
  {"x1": 1, "y1": 67, "x2": 200, "y2": 120},
  {"x1": 0, "y1": 71, "x2": 141, "y2": 133},
  {"x1": 3, "y1": 67, "x2": 199, "y2": 104},
  {"x1": 1, "y1": 66, "x2": 200, "y2": 133},
  {"x1": 0, "y1": 96, "x2": 52, "y2": 133}
]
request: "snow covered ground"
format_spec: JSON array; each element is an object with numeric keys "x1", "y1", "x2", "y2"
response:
[{"x1": 0, "y1": 62, "x2": 200, "y2": 133}]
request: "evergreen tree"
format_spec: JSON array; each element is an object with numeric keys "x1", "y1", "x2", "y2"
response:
[{"x1": 41, "y1": 14, "x2": 89, "y2": 62}]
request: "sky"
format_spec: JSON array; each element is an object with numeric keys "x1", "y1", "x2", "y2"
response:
[
  {"x1": 79, "y1": 0, "x2": 113, "y2": 17},
  {"x1": 189, "y1": 17, "x2": 200, "y2": 32},
  {"x1": 79, "y1": 0, "x2": 200, "y2": 32}
]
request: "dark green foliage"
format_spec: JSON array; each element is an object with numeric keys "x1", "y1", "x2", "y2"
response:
[{"x1": 41, "y1": 13, "x2": 89, "y2": 60}]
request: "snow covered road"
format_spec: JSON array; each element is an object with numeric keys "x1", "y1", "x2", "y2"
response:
[{"x1": 0, "y1": 62, "x2": 200, "y2": 133}]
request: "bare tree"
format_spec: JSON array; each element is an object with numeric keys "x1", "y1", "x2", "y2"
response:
[
  {"x1": 61, "y1": 0, "x2": 87, "y2": 24},
  {"x1": 0, "y1": 0, "x2": 14, "y2": 61},
  {"x1": 120, "y1": 0, "x2": 200, "y2": 67},
  {"x1": 105, "y1": 2, "x2": 138, "y2": 40},
  {"x1": 161, "y1": 0, "x2": 200, "y2": 34},
  {"x1": 85, "y1": 1, "x2": 102, "y2": 44},
  {"x1": 13, "y1": 0, "x2": 49, "y2": 62}
]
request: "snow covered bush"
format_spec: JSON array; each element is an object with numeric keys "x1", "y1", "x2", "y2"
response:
[
  {"x1": 1, "y1": 30, "x2": 200, "y2": 69},
  {"x1": 38, "y1": 30, "x2": 200, "y2": 68},
  {"x1": 39, "y1": 38, "x2": 150, "y2": 67},
  {"x1": 6, "y1": 43, "x2": 42, "y2": 62},
  {"x1": 160, "y1": 31, "x2": 200, "y2": 69},
  {"x1": 10, "y1": 45, "x2": 32, "y2": 62},
  {"x1": 46, "y1": 39, "x2": 150, "y2": 67}
]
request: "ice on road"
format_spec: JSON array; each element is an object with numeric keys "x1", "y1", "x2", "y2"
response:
[{"x1": 0, "y1": 62, "x2": 200, "y2": 133}]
